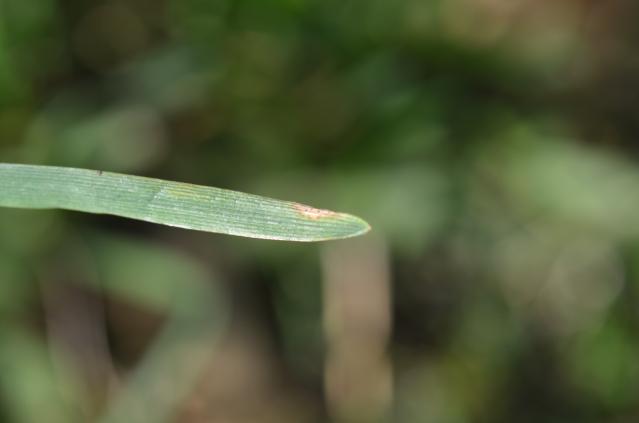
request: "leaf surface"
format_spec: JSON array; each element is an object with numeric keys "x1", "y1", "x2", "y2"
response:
[{"x1": 0, "y1": 163, "x2": 370, "y2": 241}]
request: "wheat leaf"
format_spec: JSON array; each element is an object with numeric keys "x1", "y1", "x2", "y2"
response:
[{"x1": 0, "y1": 163, "x2": 370, "y2": 242}]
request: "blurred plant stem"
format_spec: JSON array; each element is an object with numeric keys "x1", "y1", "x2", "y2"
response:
[{"x1": 322, "y1": 235, "x2": 392, "y2": 422}]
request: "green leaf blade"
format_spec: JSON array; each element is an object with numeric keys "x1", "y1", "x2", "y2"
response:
[{"x1": 0, "y1": 163, "x2": 370, "y2": 242}]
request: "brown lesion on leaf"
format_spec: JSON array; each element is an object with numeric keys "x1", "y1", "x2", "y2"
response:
[{"x1": 294, "y1": 203, "x2": 338, "y2": 220}]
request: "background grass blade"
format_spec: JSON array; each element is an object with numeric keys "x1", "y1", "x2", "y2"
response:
[{"x1": 0, "y1": 163, "x2": 370, "y2": 242}]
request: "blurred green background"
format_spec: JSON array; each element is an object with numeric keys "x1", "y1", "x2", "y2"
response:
[{"x1": 2, "y1": 0, "x2": 639, "y2": 421}]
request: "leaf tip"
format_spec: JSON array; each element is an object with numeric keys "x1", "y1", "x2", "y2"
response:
[
  {"x1": 292, "y1": 202, "x2": 371, "y2": 241},
  {"x1": 351, "y1": 215, "x2": 373, "y2": 236}
]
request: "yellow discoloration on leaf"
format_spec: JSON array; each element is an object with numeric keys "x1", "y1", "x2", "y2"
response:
[
  {"x1": 164, "y1": 186, "x2": 207, "y2": 201},
  {"x1": 294, "y1": 203, "x2": 339, "y2": 220}
]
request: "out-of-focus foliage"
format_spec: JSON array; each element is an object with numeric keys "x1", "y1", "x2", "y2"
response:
[{"x1": 2, "y1": 0, "x2": 639, "y2": 421}]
